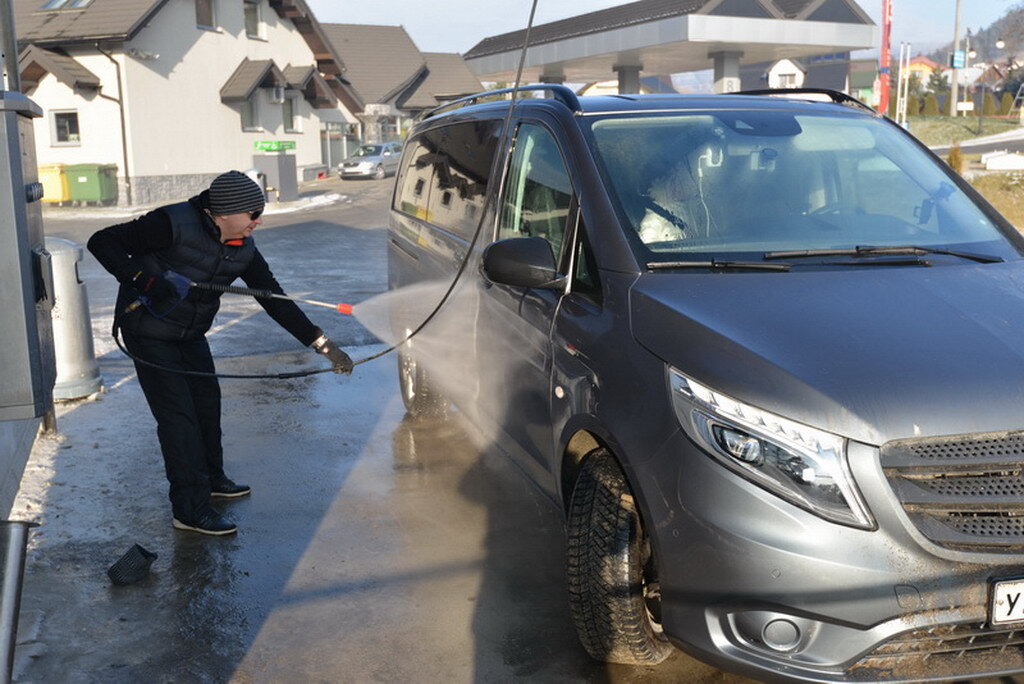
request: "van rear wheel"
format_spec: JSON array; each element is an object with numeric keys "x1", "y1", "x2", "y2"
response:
[
  {"x1": 397, "y1": 350, "x2": 448, "y2": 418},
  {"x1": 567, "y1": 450, "x2": 672, "y2": 665}
]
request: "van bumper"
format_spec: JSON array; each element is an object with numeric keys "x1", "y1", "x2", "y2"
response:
[{"x1": 650, "y1": 434, "x2": 1024, "y2": 682}]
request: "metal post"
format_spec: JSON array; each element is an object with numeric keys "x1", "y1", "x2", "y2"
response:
[
  {"x1": 0, "y1": 0, "x2": 20, "y2": 92},
  {"x1": 0, "y1": 521, "x2": 36, "y2": 683},
  {"x1": 950, "y1": 0, "x2": 962, "y2": 116}
]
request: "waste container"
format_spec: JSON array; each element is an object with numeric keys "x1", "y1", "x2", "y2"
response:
[
  {"x1": 44, "y1": 237, "x2": 101, "y2": 400},
  {"x1": 38, "y1": 163, "x2": 69, "y2": 203},
  {"x1": 243, "y1": 167, "x2": 268, "y2": 202},
  {"x1": 66, "y1": 163, "x2": 118, "y2": 204}
]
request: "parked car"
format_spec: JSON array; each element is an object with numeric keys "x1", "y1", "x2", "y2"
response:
[
  {"x1": 387, "y1": 85, "x2": 1024, "y2": 682},
  {"x1": 338, "y1": 142, "x2": 402, "y2": 179}
]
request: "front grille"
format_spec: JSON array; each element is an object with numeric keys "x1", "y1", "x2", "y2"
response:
[
  {"x1": 848, "y1": 622, "x2": 1024, "y2": 681},
  {"x1": 882, "y1": 430, "x2": 1024, "y2": 551}
]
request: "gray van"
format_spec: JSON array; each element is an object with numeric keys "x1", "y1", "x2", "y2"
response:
[{"x1": 387, "y1": 85, "x2": 1024, "y2": 682}]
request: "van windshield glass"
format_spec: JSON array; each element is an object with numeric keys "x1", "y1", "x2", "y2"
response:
[
  {"x1": 354, "y1": 145, "x2": 382, "y2": 157},
  {"x1": 587, "y1": 110, "x2": 1017, "y2": 260}
]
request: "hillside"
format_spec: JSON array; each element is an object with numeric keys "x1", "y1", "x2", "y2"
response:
[{"x1": 927, "y1": 3, "x2": 1024, "y2": 64}]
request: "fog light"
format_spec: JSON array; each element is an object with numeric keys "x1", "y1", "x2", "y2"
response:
[
  {"x1": 762, "y1": 619, "x2": 801, "y2": 652},
  {"x1": 713, "y1": 426, "x2": 762, "y2": 463}
]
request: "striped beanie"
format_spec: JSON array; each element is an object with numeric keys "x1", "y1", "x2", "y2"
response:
[{"x1": 208, "y1": 171, "x2": 265, "y2": 215}]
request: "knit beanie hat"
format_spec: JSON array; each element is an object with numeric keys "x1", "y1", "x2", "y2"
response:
[{"x1": 208, "y1": 171, "x2": 265, "y2": 215}]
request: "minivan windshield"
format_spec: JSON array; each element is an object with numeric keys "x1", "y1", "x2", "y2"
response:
[
  {"x1": 587, "y1": 110, "x2": 1019, "y2": 261},
  {"x1": 353, "y1": 145, "x2": 383, "y2": 157}
]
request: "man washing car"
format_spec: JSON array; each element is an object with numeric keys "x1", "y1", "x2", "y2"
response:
[{"x1": 88, "y1": 170, "x2": 353, "y2": 536}]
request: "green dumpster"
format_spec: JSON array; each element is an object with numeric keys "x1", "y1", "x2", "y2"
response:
[{"x1": 66, "y1": 163, "x2": 118, "y2": 204}]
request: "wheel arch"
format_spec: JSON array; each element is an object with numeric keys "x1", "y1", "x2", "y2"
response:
[{"x1": 559, "y1": 418, "x2": 629, "y2": 515}]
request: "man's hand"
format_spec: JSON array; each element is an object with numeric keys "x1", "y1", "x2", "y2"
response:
[
  {"x1": 313, "y1": 335, "x2": 354, "y2": 375},
  {"x1": 162, "y1": 271, "x2": 192, "y2": 300},
  {"x1": 127, "y1": 267, "x2": 190, "y2": 302}
]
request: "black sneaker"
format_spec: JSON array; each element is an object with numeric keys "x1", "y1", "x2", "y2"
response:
[
  {"x1": 172, "y1": 510, "x2": 237, "y2": 536},
  {"x1": 210, "y1": 478, "x2": 251, "y2": 499}
]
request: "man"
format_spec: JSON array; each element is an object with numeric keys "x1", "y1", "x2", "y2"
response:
[{"x1": 88, "y1": 171, "x2": 353, "y2": 536}]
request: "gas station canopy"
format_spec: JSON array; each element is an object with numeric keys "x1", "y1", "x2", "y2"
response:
[{"x1": 464, "y1": 0, "x2": 878, "y2": 93}]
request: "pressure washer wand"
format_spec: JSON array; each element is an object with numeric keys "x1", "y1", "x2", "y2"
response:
[{"x1": 190, "y1": 281, "x2": 353, "y2": 314}]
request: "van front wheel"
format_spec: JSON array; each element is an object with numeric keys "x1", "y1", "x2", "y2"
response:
[
  {"x1": 567, "y1": 450, "x2": 672, "y2": 665},
  {"x1": 397, "y1": 350, "x2": 448, "y2": 418}
]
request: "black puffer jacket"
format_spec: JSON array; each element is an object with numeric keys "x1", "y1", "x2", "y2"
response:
[{"x1": 90, "y1": 193, "x2": 320, "y2": 344}]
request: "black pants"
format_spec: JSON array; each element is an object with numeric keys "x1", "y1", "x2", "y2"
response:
[{"x1": 122, "y1": 330, "x2": 226, "y2": 521}]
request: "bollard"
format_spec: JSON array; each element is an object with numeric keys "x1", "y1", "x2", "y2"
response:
[
  {"x1": 0, "y1": 521, "x2": 37, "y2": 683},
  {"x1": 44, "y1": 238, "x2": 101, "y2": 401}
]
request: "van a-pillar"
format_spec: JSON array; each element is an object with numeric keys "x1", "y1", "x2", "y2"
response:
[{"x1": 710, "y1": 51, "x2": 743, "y2": 94}]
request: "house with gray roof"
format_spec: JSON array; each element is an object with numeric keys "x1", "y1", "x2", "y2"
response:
[
  {"x1": 14, "y1": 0, "x2": 362, "y2": 204},
  {"x1": 319, "y1": 23, "x2": 481, "y2": 143}
]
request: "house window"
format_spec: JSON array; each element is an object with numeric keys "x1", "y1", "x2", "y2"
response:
[
  {"x1": 283, "y1": 97, "x2": 299, "y2": 132},
  {"x1": 779, "y1": 73, "x2": 797, "y2": 87},
  {"x1": 241, "y1": 98, "x2": 259, "y2": 130},
  {"x1": 244, "y1": 0, "x2": 261, "y2": 38},
  {"x1": 52, "y1": 110, "x2": 80, "y2": 145},
  {"x1": 196, "y1": 0, "x2": 216, "y2": 29}
]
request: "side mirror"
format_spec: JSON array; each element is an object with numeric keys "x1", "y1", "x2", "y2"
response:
[{"x1": 482, "y1": 237, "x2": 564, "y2": 289}]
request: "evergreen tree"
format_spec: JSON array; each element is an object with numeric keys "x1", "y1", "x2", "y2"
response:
[
  {"x1": 923, "y1": 93, "x2": 940, "y2": 115},
  {"x1": 907, "y1": 95, "x2": 921, "y2": 116},
  {"x1": 1001, "y1": 91, "x2": 1014, "y2": 115},
  {"x1": 983, "y1": 91, "x2": 998, "y2": 116},
  {"x1": 927, "y1": 72, "x2": 950, "y2": 94}
]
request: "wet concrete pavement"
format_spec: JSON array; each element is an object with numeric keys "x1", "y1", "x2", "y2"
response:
[{"x1": 12, "y1": 178, "x2": 752, "y2": 682}]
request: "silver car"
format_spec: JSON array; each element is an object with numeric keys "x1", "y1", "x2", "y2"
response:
[{"x1": 338, "y1": 142, "x2": 402, "y2": 180}]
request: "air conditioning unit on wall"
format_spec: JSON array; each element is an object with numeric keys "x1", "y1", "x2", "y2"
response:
[{"x1": 270, "y1": 86, "x2": 286, "y2": 104}]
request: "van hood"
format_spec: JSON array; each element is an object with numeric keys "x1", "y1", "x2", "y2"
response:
[{"x1": 630, "y1": 263, "x2": 1024, "y2": 446}]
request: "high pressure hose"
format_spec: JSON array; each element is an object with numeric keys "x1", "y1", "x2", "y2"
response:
[{"x1": 112, "y1": 0, "x2": 542, "y2": 381}]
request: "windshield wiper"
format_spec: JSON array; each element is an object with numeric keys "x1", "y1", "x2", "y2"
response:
[
  {"x1": 763, "y1": 245, "x2": 1003, "y2": 264},
  {"x1": 647, "y1": 260, "x2": 791, "y2": 272},
  {"x1": 822, "y1": 258, "x2": 931, "y2": 267}
]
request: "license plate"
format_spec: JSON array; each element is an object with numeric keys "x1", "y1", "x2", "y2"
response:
[{"x1": 991, "y1": 578, "x2": 1024, "y2": 625}]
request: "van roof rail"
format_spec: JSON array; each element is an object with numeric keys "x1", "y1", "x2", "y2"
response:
[
  {"x1": 735, "y1": 88, "x2": 877, "y2": 114},
  {"x1": 420, "y1": 84, "x2": 582, "y2": 121}
]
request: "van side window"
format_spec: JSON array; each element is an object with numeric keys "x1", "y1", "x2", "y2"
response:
[
  {"x1": 498, "y1": 124, "x2": 573, "y2": 262},
  {"x1": 422, "y1": 120, "x2": 502, "y2": 239},
  {"x1": 394, "y1": 136, "x2": 434, "y2": 220}
]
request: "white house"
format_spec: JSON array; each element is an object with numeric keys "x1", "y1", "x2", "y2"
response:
[{"x1": 15, "y1": 0, "x2": 363, "y2": 204}]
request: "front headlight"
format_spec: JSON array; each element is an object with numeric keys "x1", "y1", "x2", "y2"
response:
[{"x1": 669, "y1": 367, "x2": 874, "y2": 529}]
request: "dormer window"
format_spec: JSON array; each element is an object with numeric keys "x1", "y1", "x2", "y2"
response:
[
  {"x1": 41, "y1": 0, "x2": 92, "y2": 9},
  {"x1": 196, "y1": 0, "x2": 216, "y2": 29},
  {"x1": 244, "y1": 0, "x2": 262, "y2": 39}
]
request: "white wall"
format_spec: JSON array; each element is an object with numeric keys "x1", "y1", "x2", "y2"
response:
[
  {"x1": 30, "y1": 0, "x2": 355, "y2": 184},
  {"x1": 30, "y1": 52, "x2": 126, "y2": 171},
  {"x1": 767, "y1": 59, "x2": 805, "y2": 89},
  {"x1": 123, "y1": 0, "x2": 353, "y2": 178}
]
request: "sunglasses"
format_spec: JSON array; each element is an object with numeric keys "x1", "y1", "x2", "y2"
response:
[{"x1": 249, "y1": 208, "x2": 263, "y2": 221}]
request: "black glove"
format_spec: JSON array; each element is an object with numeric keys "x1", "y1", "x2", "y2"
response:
[
  {"x1": 123, "y1": 264, "x2": 189, "y2": 302},
  {"x1": 313, "y1": 335, "x2": 354, "y2": 375}
]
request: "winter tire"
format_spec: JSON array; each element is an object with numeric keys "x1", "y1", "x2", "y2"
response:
[
  {"x1": 397, "y1": 349, "x2": 449, "y2": 418},
  {"x1": 567, "y1": 449, "x2": 672, "y2": 665}
]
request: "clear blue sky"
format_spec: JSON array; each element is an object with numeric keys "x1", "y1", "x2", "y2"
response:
[{"x1": 305, "y1": 0, "x2": 1014, "y2": 55}]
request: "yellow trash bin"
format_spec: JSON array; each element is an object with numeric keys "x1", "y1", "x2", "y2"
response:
[{"x1": 39, "y1": 163, "x2": 70, "y2": 203}]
